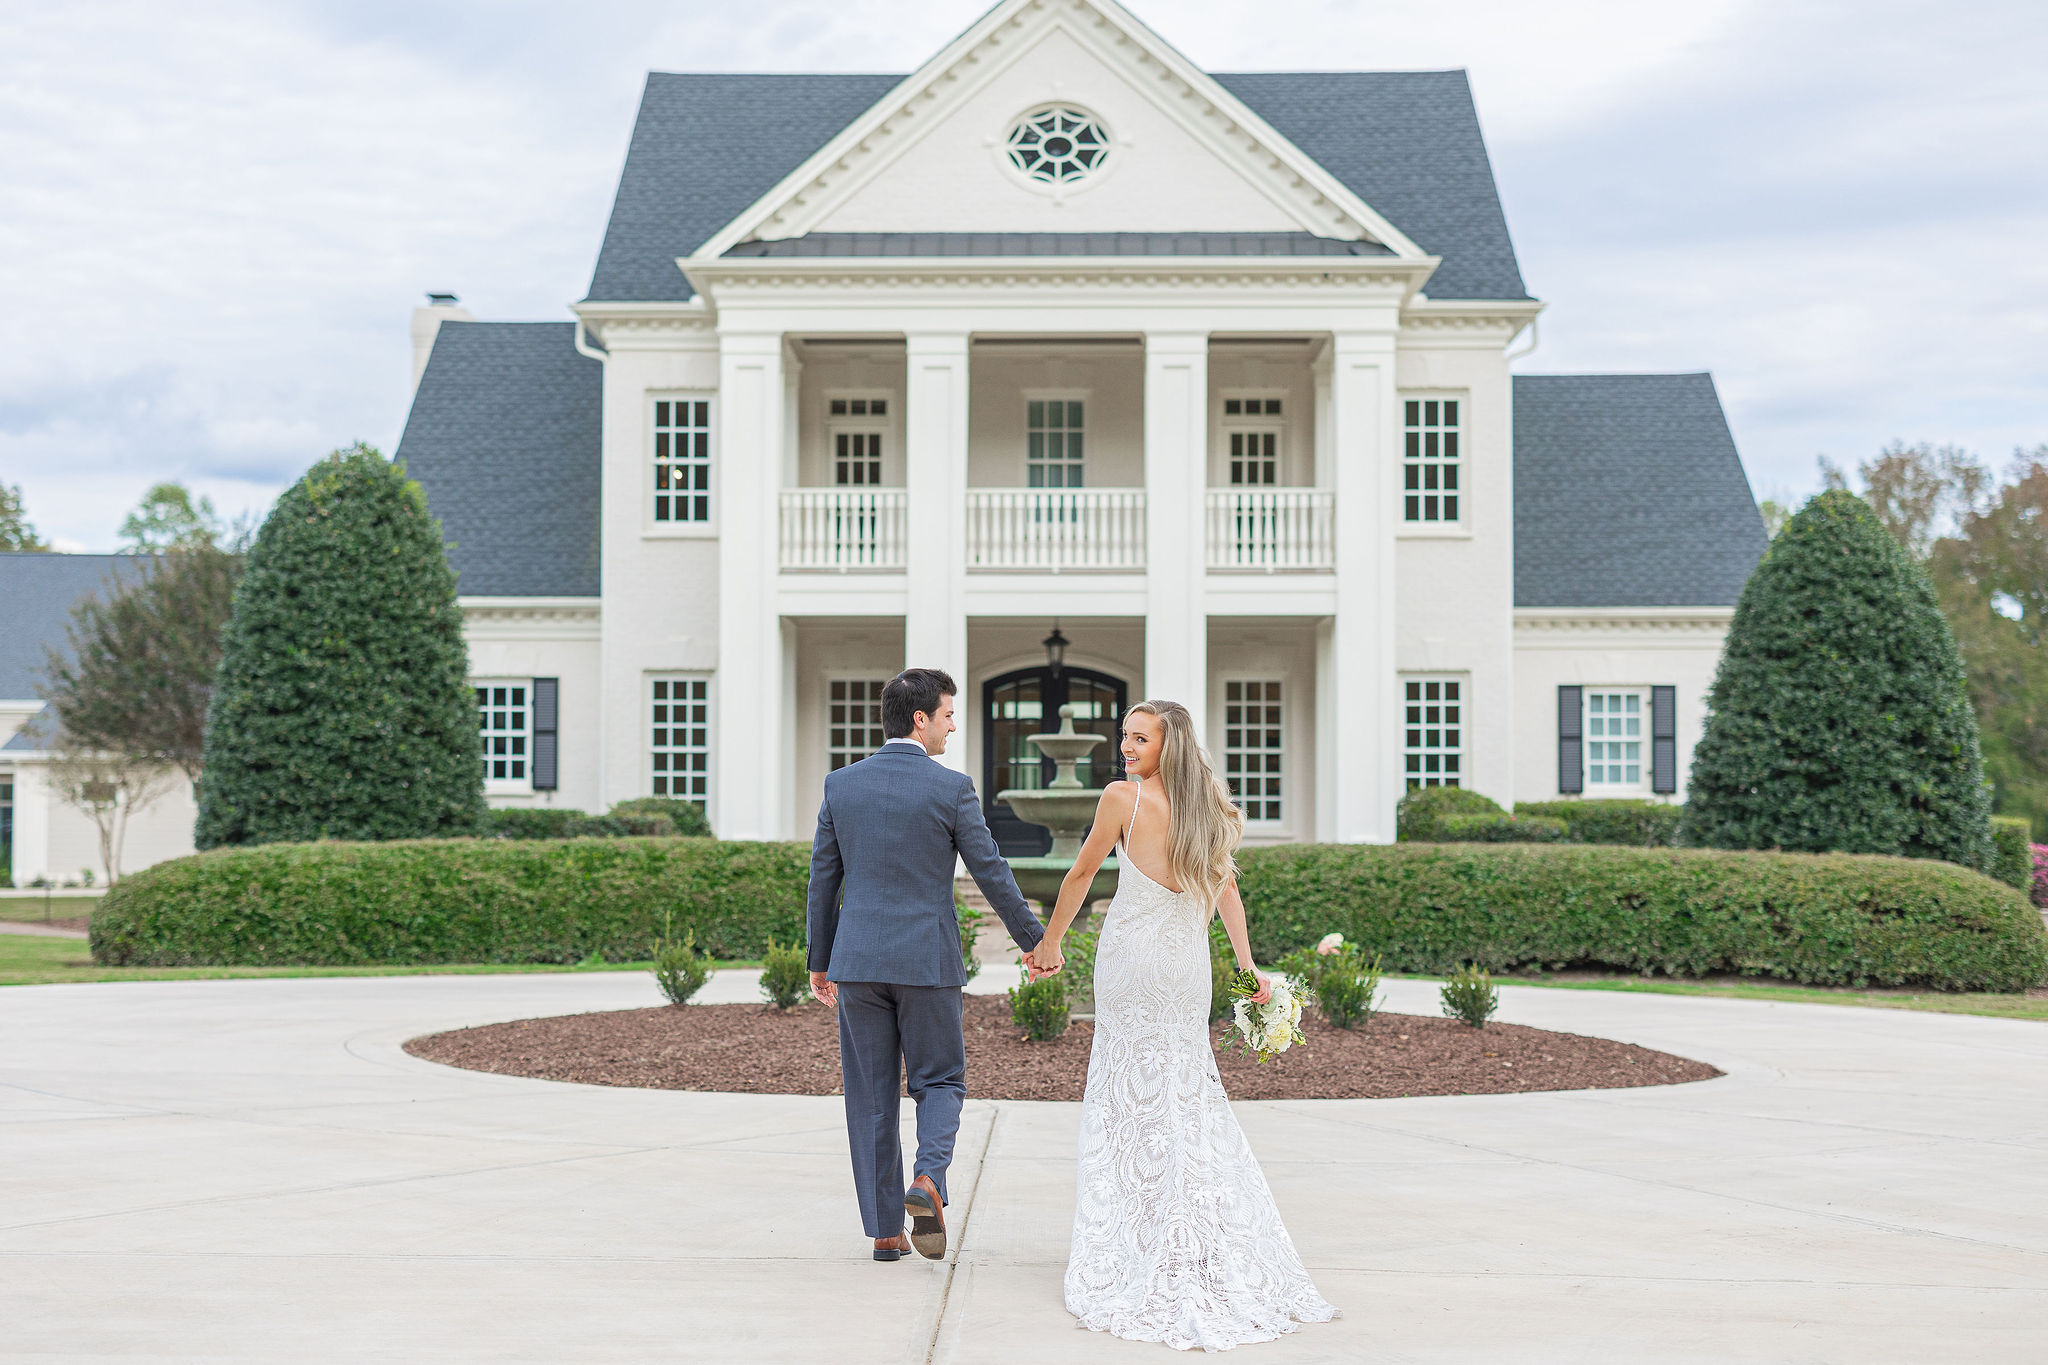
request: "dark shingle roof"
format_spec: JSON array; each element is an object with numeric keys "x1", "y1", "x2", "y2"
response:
[
  {"x1": 0, "y1": 553, "x2": 144, "y2": 701},
  {"x1": 587, "y1": 70, "x2": 1525, "y2": 302},
  {"x1": 395, "y1": 323, "x2": 602, "y2": 598},
  {"x1": 1513, "y1": 374, "x2": 1767, "y2": 608},
  {"x1": 725, "y1": 232, "x2": 1393, "y2": 258},
  {"x1": 2, "y1": 707, "x2": 53, "y2": 752}
]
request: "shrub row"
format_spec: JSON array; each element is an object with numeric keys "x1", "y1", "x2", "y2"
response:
[
  {"x1": 483, "y1": 798, "x2": 713, "y2": 841},
  {"x1": 1399, "y1": 787, "x2": 1683, "y2": 847},
  {"x1": 1513, "y1": 799, "x2": 1685, "y2": 848},
  {"x1": 1234, "y1": 842, "x2": 2048, "y2": 992},
  {"x1": 91, "y1": 836, "x2": 803, "y2": 967}
]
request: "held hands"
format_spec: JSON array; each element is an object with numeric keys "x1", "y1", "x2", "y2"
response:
[
  {"x1": 809, "y1": 971, "x2": 838, "y2": 1008},
  {"x1": 1024, "y1": 940, "x2": 1064, "y2": 981}
]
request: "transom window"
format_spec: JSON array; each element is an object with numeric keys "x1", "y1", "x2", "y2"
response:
[
  {"x1": 1223, "y1": 397, "x2": 1283, "y2": 486},
  {"x1": 828, "y1": 396, "x2": 886, "y2": 486},
  {"x1": 1223, "y1": 681, "x2": 1284, "y2": 822},
  {"x1": 654, "y1": 399, "x2": 712, "y2": 523},
  {"x1": 1403, "y1": 678, "x2": 1464, "y2": 788},
  {"x1": 650, "y1": 677, "x2": 710, "y2": 802},
  {"x1": 828, "y1": 679, "x2": 889, "y2": 771},
  {"x1": 1586, "y1": 691, "x2": 1644, "y2": 787},
  {"x1": 1403, "y1": 398, "x2": 1461, "y2": 523},
  {"x1": 475, "y1": 683, "x2": 528, "y2": 783},
  {"x1": 1005, "y1": 105, "x2": 1110, "y2": 184},
  {"x1": 1028, "y1": 399, "x2": 1085, "y2": 488}
]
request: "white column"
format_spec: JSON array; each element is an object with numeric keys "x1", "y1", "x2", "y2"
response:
[
  {"x1": 1144, "y1": 332, "x2": 1209, "y2": 740},
  {"x1": 714, "y1": 330, "x2": 787, "y2": 838},
  {"x1": 1322, "y1": 330, "x2": 1400, "y2": 843},
  {"x1": 904, "y1": 332, "x2": 971, "y2": 773},
  {"x1": 10, "y1": 762, "x2": 52, "y2": 885}
]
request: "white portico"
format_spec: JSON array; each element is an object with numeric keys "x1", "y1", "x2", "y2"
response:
[{"x1": 395, "y1": 0, "x2": 1767, "y2": 852}]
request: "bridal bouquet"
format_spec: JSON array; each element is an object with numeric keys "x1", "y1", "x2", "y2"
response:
[{"x1": 1225, "y1": 968, "x2": 1311, "y2": 1064}]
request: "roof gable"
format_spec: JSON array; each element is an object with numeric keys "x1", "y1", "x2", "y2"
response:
[
  {"x1": 1514, "y1": 374, "x2": 1766, "y2": 608},
  {"x1": 705, "y1": 0, "x2": 1425, "y2": 254},
  {"x1": 395, "y1": 323, "x2": 602, "y2": 598}
]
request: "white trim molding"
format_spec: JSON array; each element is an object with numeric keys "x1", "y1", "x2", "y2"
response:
[
  {"x1": 1514, "y1": 606, "x2": 1735, "y2": 647},
  {"x1": 459, "y1": 598, "x2": 603, "y2": 643}
]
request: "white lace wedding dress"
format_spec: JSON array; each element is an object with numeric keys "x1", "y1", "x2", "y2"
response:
[{"x1": 1065, "y1": 784, "x2": 1338, "y2": 1352}]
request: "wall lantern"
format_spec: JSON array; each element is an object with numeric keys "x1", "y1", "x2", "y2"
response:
[{"x1": 1042, "y1": 623, "x2": 1069, "y2": 679}]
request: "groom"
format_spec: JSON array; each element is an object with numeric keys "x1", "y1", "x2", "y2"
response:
[{"x1": 806, "y1": 667, "x2": 1049, "y2": 1263}]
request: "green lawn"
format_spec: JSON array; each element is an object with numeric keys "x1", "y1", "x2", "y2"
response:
[
  {"x1": 1436, "y1": 971, "x2": 2048, "y2": 1023},
  {"x1": 0, "y1": 896, "x2": 100, "y2": 925},
  {"x1": 0, "y1": 935, "x2": 756, "y2": 988}
]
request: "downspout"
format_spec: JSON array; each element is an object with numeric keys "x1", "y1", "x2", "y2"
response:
[
  {"x1": 1505, "y1": 315, "x2": 1540, "y2": 363},
  {"x1": 574, "y1": 317, "x2": 609, "y2": 364}
]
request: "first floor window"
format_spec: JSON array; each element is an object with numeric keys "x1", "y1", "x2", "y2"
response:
[
  {"x1": 1223, "y1": 680, "x2": 1284, "y2": 822},
  {"x1": 1586, "y1": 690, "x2": 1644, "y2": 787},
  {"x1": 651, "y1": 676, "x2": 710, "y2": 801},
  {"x1": 828, "y1": 679, "x2": 889, "y2": 771},
  {"x1": 1403, "y1": 678, "x2": 1463, "y2": 788},
  {"x1": 476, "y1": 683, "x2": 528, "y2": 782},
  {"x1": 1403, "y1": 397, "x2": 1460, "y2": 523},
  {"x1": 654, "y1": 398, "x2": 712, "y2": 523},
  {"x1": 0, "y1": 774, "x2": 12, "y2": 880}
]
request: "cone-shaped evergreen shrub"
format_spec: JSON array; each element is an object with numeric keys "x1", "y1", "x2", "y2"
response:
[
  {"x1": 194, "y1": 444, "x2": 484, "y2": 846},
  {"x1": 1684, "y1": 489, "x2": 1992, "y2": 867}
]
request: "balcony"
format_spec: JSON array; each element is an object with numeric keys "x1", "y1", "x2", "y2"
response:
[
  {"x1": 778, "y1": 487, "x2": 1334, "y2": 574},
  {"x1": 1205, "y1": 490, "x2": 1334, "y2": 571}
]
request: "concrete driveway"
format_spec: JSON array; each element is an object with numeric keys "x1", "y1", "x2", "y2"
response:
[{"x1": 2, "y1": 969, "x2": 2043, "y2": 1362}]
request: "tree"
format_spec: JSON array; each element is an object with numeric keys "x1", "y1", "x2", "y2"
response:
[
  {"x1": 1820, "y1": 441, "x2": 1986, "y2": 559},
  {"x1": 47, "y1": 746, "x2": 180, "y2": 885},
  {"x1": 1684, "y1": 489, "x2": 1992, "y2": 869},
  {"x1": 195, "y1": 443, "x2": 484, "y2": 847},
  {"x1": 42, "y1": 546, "x2": 242, "y2": 784},
  {"x1": 0, "y1": 481, "x2": 51, "y2": 552},
  {"x1": 119, "y1": 482, "x2": 226, "y2": 551},
  {"x1": 1757, "y1": 499, "x2": 1792, "y2": 539}
]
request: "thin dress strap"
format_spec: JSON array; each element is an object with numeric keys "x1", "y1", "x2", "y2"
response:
[{"x1": 1123, "y1": 778, "x2": 1142, "y2": 849}]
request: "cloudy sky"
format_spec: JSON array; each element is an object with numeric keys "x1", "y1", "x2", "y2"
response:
[{"x1": 3, "y1": 0, "x2": 2043, "y2": 550}]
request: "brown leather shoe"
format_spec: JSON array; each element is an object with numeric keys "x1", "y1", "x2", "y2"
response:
[
  {"x1": 904, "y1": 1174, "x2": 946, "y2": 1260},
  {"x1": 872, "y1": 1233, "x2": 911, "y2": 1262}
]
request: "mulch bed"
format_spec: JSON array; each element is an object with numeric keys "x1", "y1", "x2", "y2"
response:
[{"x1": 405, "y1": 995, "x2": 1721, "y2": 1101}]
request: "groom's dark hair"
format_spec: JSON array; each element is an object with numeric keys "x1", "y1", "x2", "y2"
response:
[{"x1": 883, "y1": 668, "x2": 956, "y2": 739}]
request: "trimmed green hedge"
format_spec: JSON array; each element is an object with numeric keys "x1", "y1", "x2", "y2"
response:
[
  {"x1": 1236, "y1": 843, "x2": 2048, "y2": 991},
  {"x1": 1989, "y1": 816, "x2": 2032, "y2": 890},
  {"x1": 1437, "y1": 812, "x2": 1568, "y2": 843},
  {"x1": 1515, "y1": 799, "x2": 1684, "y2": 848},
  {"x1": 1396, "y1": 786, "x2": 1510, "y2": 841},
  {"x1": 91, "y1": 837, "x2": 807, "y2": 967}
]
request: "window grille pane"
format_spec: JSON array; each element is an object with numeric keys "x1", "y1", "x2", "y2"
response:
[
  {"x1": 650, "y1": 676, "x2": 711, "y2": 804},
  {"x1": 1402, "y1": 397, "x2": 1463, "y2": 524},
  {"x1": 1403, "y1": 676, "x2": 1465, "y2": 788},
  {"x1": 1027, "y1": 398, "x2": 1085, "y2": 489},
  {"x1": 827, "y1": 678, "x2": 890, "y2": 772},
  {"x1": 475, "y1": 681, "x2": 530, "y2": 783},
  {"x1": 1223, "y1": 679, "x2": 1285, "y2": 822},
  {"x1": 1222, "y1": 396, "x2": 1283, "y2": 486},
  {"x1": 1585, "y1": 690, "x2": 1646, "y2": 788},
  {"x1": 653, "y1": 399, "x2": 713, "y2": 523}
]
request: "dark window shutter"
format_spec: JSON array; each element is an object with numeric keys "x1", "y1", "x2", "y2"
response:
[
  {"x1": 531, "y1": 677, "x2": 559, "y2": 791},
  {"x1": 1557, "y1": 685, "x2": 1583, "y2": 795},
  {"x1": 1650, "y1": 685, "x2": 1677, "y2": 794}
]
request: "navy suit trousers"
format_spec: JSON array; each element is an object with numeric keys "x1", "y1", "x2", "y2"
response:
[{"x1": 836, "y1": 981, "x2": 964, "y2": 1239}]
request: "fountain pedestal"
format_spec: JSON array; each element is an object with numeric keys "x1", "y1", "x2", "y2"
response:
[{"x1": 996, "y1": 704, "x2": 1119, "y2": 920}]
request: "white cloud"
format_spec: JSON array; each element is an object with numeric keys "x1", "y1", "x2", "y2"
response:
[{"x1": 2, "y1": 0, "x2": 2042, "y2": 547}]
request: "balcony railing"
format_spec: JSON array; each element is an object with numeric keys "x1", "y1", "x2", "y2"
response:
[
  {"x1": 779, "y1": 489, "x2": 908, "y2": 571},
  {"x1": 1205, "y1": 489, "x2": 1334, "y2": 571},
  {"x1": 966, "y1": 489, "x2": 1146, "y2": 572}
]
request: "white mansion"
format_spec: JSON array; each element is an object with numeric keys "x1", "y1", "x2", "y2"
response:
[{"x1": 394, "y1": 0, "x2": 1767, "y2": 851}]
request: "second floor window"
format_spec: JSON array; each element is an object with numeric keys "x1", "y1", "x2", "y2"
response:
[
  {"x1": 654, "y1": 399, "x2": 711, "y2": 523},
  {"x1": 1403, "y1": 398, "x2": 1460, "y2": 523},
  {"x1": 1223, "y1": 397, "x2": 1282, "y2": 486},
  {"x1": 1028, "y1": 399, "x2": 1085, "y2": 488},
  {"x1": 829, "y1": 396, "x2": 886, "y2": 486}
]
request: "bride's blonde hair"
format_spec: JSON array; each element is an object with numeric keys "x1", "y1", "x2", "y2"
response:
[{"x1": 1127, "y1": 700, "x2": 1243, "y2": 911}]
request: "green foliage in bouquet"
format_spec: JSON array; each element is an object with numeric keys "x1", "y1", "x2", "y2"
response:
[
  {"x1": 1440, "y1": 963, "x2": 1499, "y2": 1028},
  {"x1": 760, "y1": 938, "x2": 809, "y2": 1009},
  {"x1": 1008, "y1": 962, "x2": 1069, "y2": 1041},
  {"x1": 652, "y1": 914, "x2": 709, "y2": 1006},
  {"x1": 957, "y1": 900, "x2": 983, "y2": 983}
]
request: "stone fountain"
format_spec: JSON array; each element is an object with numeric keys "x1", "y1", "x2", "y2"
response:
[{"x1": 997, "y1": 703, "x2": 1119, "y2": 921}]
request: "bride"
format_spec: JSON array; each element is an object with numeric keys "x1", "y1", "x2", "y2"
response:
[{"x1": 1028, "y1": 699, "x2": 1338, "y2": 1352}]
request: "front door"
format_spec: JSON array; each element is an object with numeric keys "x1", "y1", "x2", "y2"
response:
[{"x1": 983, "y1": 666, "x2": 1127, "y2": 856}]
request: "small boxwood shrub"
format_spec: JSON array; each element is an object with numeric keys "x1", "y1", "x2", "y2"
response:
[
  {"x1": 91, "y1": 837, "x2": 809, "y2": 967},
  {"x1": 1440, "y1": 964, "x2": 1500, "y2": 1027},
  {"x1": 1988, "y1": 816, "x2": 2032, "y2": 890},
  {"x1": 1396, "y1": 786, "x2": 1503, "y2": 841},
  {"x1": 1515, "y1": 800, "x2": 1684, "y2": 848},
  {"x1": 1235, "y1": 843, "x2": 2048, "y2": 991},
  {"x1": 610, "y1": 797, "x2": 712, "y2": 839},
  {"x1": 1438, "y1": 812, "x2": 1569, "y2": 843},
  {"x1": 1009, "y1": 966, "x2": 1069, "y2": 1041},
  {"x1": 484, "y1": 808, "x2": 678, "y2": 840},
  {"x1": 759, "y1": 939, "x2": 809, "y2": 1009}
]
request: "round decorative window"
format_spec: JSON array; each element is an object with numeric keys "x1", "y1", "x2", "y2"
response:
[{"x1": 1005, "y1": 105, "x2": 1111, "y2": 185}]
